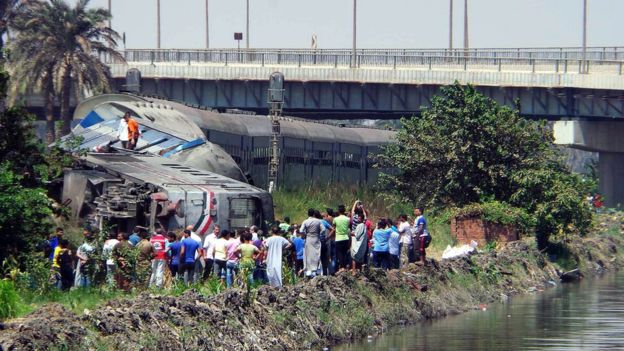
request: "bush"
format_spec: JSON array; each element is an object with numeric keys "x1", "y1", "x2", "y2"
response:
[
  {"x1": 0, "y1": 163, "x2": 53, "y2": 261},
  {"x1": 379, "y1": 83, "x2": 593, "y2": 249}
]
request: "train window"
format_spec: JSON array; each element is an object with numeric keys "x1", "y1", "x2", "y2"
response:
[{"x1": 229, "y1": 197, "x2": 259, "y2": 230}]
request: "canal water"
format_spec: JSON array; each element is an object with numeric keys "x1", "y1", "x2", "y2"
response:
[{"x1": 335, "y1": 273, "x2": 624, "y2": 351}]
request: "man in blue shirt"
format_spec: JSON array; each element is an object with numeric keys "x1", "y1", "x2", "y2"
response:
[
  {"x1": 372, "y1": 219, "x2": 392, "y2": 270},
  {"x1": 387, "y1": 219, "x2": 401, "y2": 269},
  {"x1": 180, "y1": 230, "x2": 201, "y2": 285},
  {"x1": 129, "y1": 227, "x2": 142, "y2": 246},
  {"x1": 167, "y1": 232, "x2": 182, "y2": 278},
  {"x1": 47, "y1": 227, "x2": 63, "y2": 261},
  {"x1": 413, "y1": 207, "x2": 431, "y2": 266},
  {"x1": 292, "y1": 231, "x2": 305, "y2": 277}
]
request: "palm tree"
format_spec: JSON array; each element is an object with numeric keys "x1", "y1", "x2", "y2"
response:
[{"x1": 10, "y1": 0, "x2": 123, "y2": 140}]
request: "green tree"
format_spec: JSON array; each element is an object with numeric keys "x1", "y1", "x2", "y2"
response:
[
  {"x1": 9, "y1": 0, "x2": 123, "y2": 139},
  {"x1": 379, "y1": 83, "x2": 592, "y2": 248}
]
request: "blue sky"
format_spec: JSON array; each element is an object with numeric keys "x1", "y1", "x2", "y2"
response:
[{"x1": 89, "y1": 0, "x2": 624, "y2": 49}]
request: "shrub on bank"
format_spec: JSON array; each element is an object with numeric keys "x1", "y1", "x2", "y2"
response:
[{"x1": 378, "y1": 83, "x2": 593, "y2": 249}]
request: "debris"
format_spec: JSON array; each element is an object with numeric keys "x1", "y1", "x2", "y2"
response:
[{"x1": 442, "y1": 241, "x2": 478, "y2": 260}]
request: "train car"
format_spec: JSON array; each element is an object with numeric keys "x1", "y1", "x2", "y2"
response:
[{"x1": 143, "y1": 97, "x2": 397, "y2": 188}]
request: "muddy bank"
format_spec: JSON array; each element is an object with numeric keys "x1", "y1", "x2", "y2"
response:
[{"x1": 1, "y1": 234, "x2": 622, "y2": 351}]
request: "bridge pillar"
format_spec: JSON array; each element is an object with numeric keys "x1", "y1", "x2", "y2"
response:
[
  {"x1": 554, "y1": 120, "x2": 624, "y2": 208},
  {"x1": 599, "y1": 152, "x2": 624, "y2": 208}
]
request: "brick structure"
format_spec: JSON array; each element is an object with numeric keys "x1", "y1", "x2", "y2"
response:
[{"x1": 450, "y1": 217, "x2": 520, "y2": 246}]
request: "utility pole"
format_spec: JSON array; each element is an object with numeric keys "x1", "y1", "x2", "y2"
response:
[
  {"x1": 449, "y1": 0, "x2": 453, "y2": 51},
  {"x1": 205, "y1": 0, "x2": 209, "y2": 48},
  {"x1": 463, "y1": 0, "x2": 469, "y2": 53},
  {"x1": 246, "y1": 0, "x2": 250, "y2": 49},
  {"x1": 352, "y1": 0, "x2": 357, "y2": 68},
  {"x1": 108, "y1": 0, "x2": 112, "y2": 28},
  {"x1": 582, "y1": 0, "x2": 588, "y2": 73},
  {"x1": 267, "y1": 72, "x2": 285, "y2": 193},
  {"x1": 157, "y1": 0, "x2": 161, "y2": 49}
]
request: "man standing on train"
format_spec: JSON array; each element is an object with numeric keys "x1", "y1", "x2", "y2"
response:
[{"x1": 122, "y1": 111, "x2": 140, "y2": 150}]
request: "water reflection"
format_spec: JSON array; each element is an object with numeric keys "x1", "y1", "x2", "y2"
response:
[{"x1": 335, "y1": 273, "x2": 624, "y2": 351}]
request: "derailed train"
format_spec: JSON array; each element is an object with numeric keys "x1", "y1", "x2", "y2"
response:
[
  {"x1": 66, "y1": 93, "x2": 395, "y2": 233},
  {"x1": 75, "y1": 93, "x2": 396, "y2": 189},
  {"x1": 64, "y1": 95, "x2": 273, "y2": 234}
]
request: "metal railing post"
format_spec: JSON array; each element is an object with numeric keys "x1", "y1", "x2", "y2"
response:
[
  {"x1": 393, "y1": 55, "x2": 397, "y2": 69},
  {"x1": 578, "y1": 60, "x2": 582, "y2": 73},
  {"x1": 262, "y1": 52, "x2": 265, "y2": 67}
]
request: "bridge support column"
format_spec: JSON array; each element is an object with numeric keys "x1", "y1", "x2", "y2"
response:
[
  {"x1": 554, "y1": 120, "x2": 624, "y2": 208},
  {"x1": 599, "y1": 152, "x2": 624, "y2": 208}
]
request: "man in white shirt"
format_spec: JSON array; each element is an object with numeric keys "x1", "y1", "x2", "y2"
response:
[
  {"x1": 102, "y1": 231, "x2": 120, "y2": 286},
  {"x1": 249, "y1": 225, "x2": 260, "y2": 241},
  {"x1": 397, "y1": 214, "x2": 415, "y2": 267},
  {"x1": 117, "y1": 116, "x2": 129, "y2": 149},
  {"x1": 203, "y1": 225, "x2": 219, "y2": 280}
]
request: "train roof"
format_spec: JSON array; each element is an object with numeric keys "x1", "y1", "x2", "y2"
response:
[
  {"x1": 166, "y1": 101, "x2": 397, "y2": 146},
  {"x1": 75, "y1": 94, "x2": 396, "y2": 147},
  {"x1": 83, "y1": 152, "x2": 267, "y2": 196}
]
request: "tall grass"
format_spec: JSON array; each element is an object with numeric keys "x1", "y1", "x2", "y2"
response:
[
  {"x1": 273, "y1": 184, "x2": 412, "y2": 223},
  {"x1": 0, "y1": 280, "x2": 23, "y2": 320},
  {"x1": 273, "y1": 184, "x2": 456, "y2": 257}
]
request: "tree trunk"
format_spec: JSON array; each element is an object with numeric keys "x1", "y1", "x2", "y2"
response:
[
  {"x1": 44, "y1": 76, "x2": 56, "y2": 143},
  {"x1": 60, "y1": 64, "x2": 72, "y2": 136}
]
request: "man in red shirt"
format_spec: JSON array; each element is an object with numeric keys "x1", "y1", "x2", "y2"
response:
[
  {"x1": 123, "y1": 112, "x2": 140, "y2": 150},
  {"x1": 149, "y1": 229, "x2": 167, "y2": 288}
]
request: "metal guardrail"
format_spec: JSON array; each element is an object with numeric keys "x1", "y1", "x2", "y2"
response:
[{"x1": 107, "y1": 48, "x2": 624, "y2": 75}]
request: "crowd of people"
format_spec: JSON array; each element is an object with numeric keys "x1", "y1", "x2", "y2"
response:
[{"x1": 45, "y1": 201, "x2": 431, "y2": 291}]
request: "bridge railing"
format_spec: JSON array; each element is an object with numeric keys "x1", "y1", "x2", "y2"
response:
[{"x1": 110, "y1": 49, "x2": 624, "y2": 75}]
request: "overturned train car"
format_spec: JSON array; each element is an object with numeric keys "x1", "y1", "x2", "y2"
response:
[
  {"x1": 63, "y1": 154, "x2": 273, "y2": 235},
  {"x1": 65, "y1": 95, "x2": 273, "y2": 234}
]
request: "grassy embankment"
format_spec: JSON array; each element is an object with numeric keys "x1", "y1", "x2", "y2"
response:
[
  {"x1": 2, "y1": 186, "x2": 624, "y2": 351},
  {"x1": 1, "y1": 212, "x2": 622, "y2": 350},
  {"x1": 3, "y1": 185, "x2": 617, "y2": 321}
]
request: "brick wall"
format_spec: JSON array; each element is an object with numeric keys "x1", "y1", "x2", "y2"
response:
[{"x1": 451, "y1": 216, "x2": 520, "y2": 246}]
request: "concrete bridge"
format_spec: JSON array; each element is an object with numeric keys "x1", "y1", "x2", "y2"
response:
[
  {"x1": 107, "y1": 47, "x2": 624, "y2": 120},
  {"x1": 23, "y1": 46, "x2": 624, "y2": 207}
]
